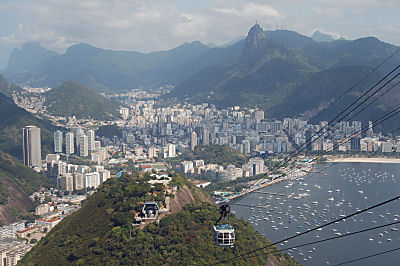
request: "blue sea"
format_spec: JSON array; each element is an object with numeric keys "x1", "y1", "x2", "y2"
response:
[{"x1": 232, "y1": 162, "x2": 400, "y2": 265}]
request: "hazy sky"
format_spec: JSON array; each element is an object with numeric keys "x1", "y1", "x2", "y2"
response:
[{"x1": 0, "y1": 0, "x2": 399, "y2": 68}]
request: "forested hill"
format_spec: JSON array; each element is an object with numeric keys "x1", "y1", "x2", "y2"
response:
[
  {"x1": 0, "y1": 150, "x2": 55, "y2": 224},
  {"x1": 21, "y1": 173, "x2": 298, "y2": 265},
  {"x1": 44, "y1": 81, "x2": 121, "y2": 120},
  {"x1": 0, "y1": 92, "x2": 56, "y2": 159},
  {"x1": 0, "y1": 74, "x2": 22, "y2": 97}
]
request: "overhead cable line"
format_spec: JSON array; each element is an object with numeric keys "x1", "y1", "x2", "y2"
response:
[
  {"x1": 333, "y1": 246, "x2": 400, "y2": 266},
  {"x1": 273, "y1": 109, "x2": 400, "y2": 195},
  {"x1": 215, "y1": 194, "x2": 400, "y2": 264},
  {"x1": 264, "y1": 64, "x2": 400, "y2": 179},
  {"x1": 309, "y1": 47, "x2": 400, "y2": 125},
  {"x1": 241, "y1": 102, "x2": 400, "y2": 200},
  {"x1": 226, "y1": 220, "x2": 400, "y2": 263}
]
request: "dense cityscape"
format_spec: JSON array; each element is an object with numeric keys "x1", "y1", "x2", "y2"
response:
[
  {"x1": 1, "y1": 1, "x2": 400, "y2": 264},
  {"x1": 2, "y1": 84, "x2": 400, "y2": 263}
]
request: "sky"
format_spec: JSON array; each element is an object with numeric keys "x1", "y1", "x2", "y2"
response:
[{"x1": 0, "y1": 0, "x2": 399, "y2": 69}]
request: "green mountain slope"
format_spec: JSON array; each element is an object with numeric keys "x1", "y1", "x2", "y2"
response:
[
  {"x1": 0, "y1": 74, "x2": 22, "y2": 97},
  {"x1": 44, "y1": 81, "x2": 121, "y2": 120},
  {"x1": 0, "y1": 150, "x2": 55, "y2": 224},
  {"x1": 21, "y1": 174, "x2": 298, "y2": 265},
  {"x1": 272, "y1": 65, "x2": 383, "y2": 117},
  {"x1": 169, "y1": 24, "x2": 313, "y2": 108},
  {"x1": 0, "y1": 92, "x2": 56, "y2": 159}
]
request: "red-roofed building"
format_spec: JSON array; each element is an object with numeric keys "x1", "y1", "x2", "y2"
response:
[
  {"x1": 35, "y1": 217, "x2": 61, "y2": 229},
  {"x1": 16, "y1": 227, "x2": 38, "y2": 238}
]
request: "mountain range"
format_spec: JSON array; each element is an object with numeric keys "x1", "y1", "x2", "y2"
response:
[
  {"x1": 2, "y1": 24, "x2": 400, "y2": 130},
  {"x1": 169, "y1": 24, "x2": 400, "y2": 132},
  {"x1": 2, "y1": 40, "x2": 243, "y2": 92}
]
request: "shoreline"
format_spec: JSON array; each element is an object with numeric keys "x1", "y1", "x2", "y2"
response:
[{"x1": 327, "y1": 157, "x2": 400, "y2": 164}]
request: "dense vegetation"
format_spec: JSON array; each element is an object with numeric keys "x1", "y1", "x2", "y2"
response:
[
  {"x1": 0, "y1": 150, "x2": 55, "y2": 224},
  {"x1": 0, "y1": 74, "x2": 22, "y2": 97},
  {"x1": 21, "y1": 173, "x2": 298, "y2": 265},
  {"x1": 0, "y1": 92, "x2": 56, "y2": 159},
  {"x1": 96, "y1": 124, "x2": 123, "y2": 139},
  {"x1": 170, "y1": 144, "x2": 248, "y2": 168},
  {"x1": 205, "y1": 173, "x2": 268, "y2": 193},
  {"x1": 44, "y1": 81, "x2": 121, "y2": 120},
  {"x1": 0, "y1": 151, "x2": 54, "y2": 203}
]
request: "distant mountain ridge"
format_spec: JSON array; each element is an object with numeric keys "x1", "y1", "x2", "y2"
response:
[
  {"x1": 311, "y1": 30, "x2": 335, "y2": 42},
  {"x1": 5, "y1": 42, "x2": 58, "y2": 73},
  {"x1": 2, "y1": 40, "x2": 242, "y2": 92}
]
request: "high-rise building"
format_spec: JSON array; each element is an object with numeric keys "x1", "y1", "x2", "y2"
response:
[
  {"x1": 191, "y1": 131, "x2": 197, "y2": 151},
  {"x1": 84, "y1": 172, "x2": 100, "y2": 188},
  {"x1": 73, "y1": 174, "x2": 84, "y2": 191},
  {"x1": 65, "y1": 132, "x2": 74, "y2": 155},
  {"x1": 87, "y1": 130, "x2": 95, "y2": 151},
  {"x1": 60, "y1": 174, "x2": 74, "y2": 192},
  {"x1": 168, "y1": 143, "x2": 176, "y2": 157},
  {"x1": 79, "y1": 134, "x2": 88, "y2": 157},
  {"x1": 202, "y1": 128, "x2": 209, "y2": 145},
  {"x1": 351, "y1": 137, "x2": 361, "y2": 151},
  {"x1": 243, "y1": 139, "x2": 251, "y2": 155},
  {"x1": 22, "y1": 126, "x2": 41, "y2": 168},
  {"x1": 74, "y1": 128, "x2": 84, "y2": 151},
  {"x1": 120, "y1": 143, "x2": 127, "y2": 154},
  {"x1": 54, "y1": 130, "x2": 63, "y2": 153},
  {"x1": 305, "y1": 129, "x2": 313, "y2": 151},
  {"x1": 254, "y1": 110, "x2": 264, "y2": 121}
]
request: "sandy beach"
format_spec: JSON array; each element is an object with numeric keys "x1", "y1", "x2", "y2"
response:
[{"x1": 328, "y1": 157, "x2": 400, "y2": 164}]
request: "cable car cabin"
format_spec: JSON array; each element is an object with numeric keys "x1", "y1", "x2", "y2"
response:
[
  {"x1": 213, "y1": 224, "x2": 235, "y2": 246},
  {"x1": 142, "y1": 202, "x2": 159, "y2": 220}
]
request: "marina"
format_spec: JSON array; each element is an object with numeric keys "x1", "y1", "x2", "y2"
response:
[{"x1": 233, "y1": 162, "x2": 400, "y2": 265}]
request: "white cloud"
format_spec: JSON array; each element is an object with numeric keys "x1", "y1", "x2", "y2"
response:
[
  {"x1": 1, "y1": 0, "x2": 284, "y2": 52},
  {"x1": 1, "y1": 0, "x2": 399, "y2": 54},
  {"x1": 313, "y1": 6, "x2": 344, "y2": 18}
]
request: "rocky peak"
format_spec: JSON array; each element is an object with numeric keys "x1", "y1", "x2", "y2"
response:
[
  {"x1": 241, "y1": 24, "x2": 270, "y2": 65},
  {"x1": 246, "y1": 23, "x2": 266, "y2": 44}
]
